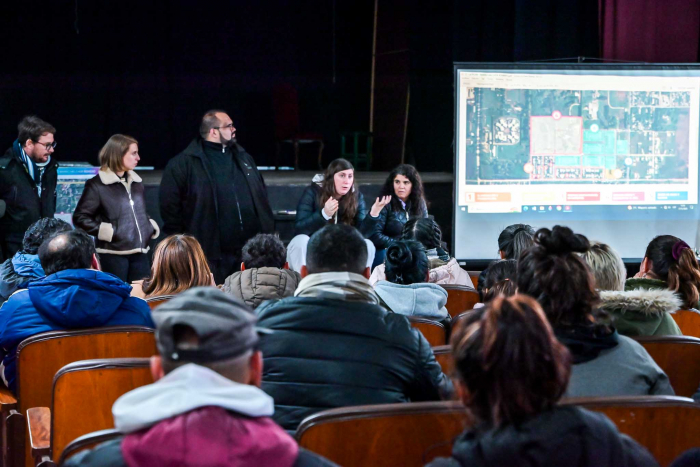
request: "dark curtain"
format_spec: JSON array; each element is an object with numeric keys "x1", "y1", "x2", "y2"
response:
[{"x1": 599, "y1": 0, "x2": 700, "y2": 62}]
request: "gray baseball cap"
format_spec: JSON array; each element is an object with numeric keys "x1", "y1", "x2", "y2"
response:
[{"x1": 151, "y1": 287, "x2": 271, "y2": 363}]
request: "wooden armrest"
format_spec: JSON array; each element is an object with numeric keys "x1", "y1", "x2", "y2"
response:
[
  {"x1": 27, "y1": 407, "x2": 52, "y2": 465},
  {"x1": 0, "y1": 386, "x2": 17, "y2": 414}
]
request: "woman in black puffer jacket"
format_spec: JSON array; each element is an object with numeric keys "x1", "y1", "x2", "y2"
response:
[{"x1": 73, "y1": 134, "x2": 159, "y2": 282}]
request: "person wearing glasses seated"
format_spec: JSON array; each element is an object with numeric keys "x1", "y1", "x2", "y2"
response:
[
  {"x1": 0, "y1": 116, "x2": 58, "y2": 260},
  {"x1": 160, "y1": 109, "x2": 274, "y2": 284}
]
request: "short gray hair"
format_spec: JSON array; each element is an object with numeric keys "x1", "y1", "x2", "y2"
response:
[{"x1": 580, "y1": 241, "x2": 626, "y2": 291}]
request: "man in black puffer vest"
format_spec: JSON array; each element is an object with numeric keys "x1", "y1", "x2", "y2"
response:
[{"x1": 256, "y1": 224, "x2": 452, "y2": 431}]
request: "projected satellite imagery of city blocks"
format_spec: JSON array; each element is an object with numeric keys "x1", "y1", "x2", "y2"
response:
[{"x1": 464, "y1": 88, "x2": 691, "y2": 184}]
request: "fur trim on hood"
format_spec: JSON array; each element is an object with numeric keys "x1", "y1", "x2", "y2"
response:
[{"x1": 599, "y1": 288, "x2": 682, "y2": 316}]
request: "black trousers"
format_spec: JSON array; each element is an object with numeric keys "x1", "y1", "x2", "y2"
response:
[{"x1": 99, "y1": 253, "x2": 151, "y2": 283}]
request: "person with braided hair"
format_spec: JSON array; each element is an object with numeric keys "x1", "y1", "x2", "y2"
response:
[
  {"x1": 517, "y1": 225, "x2": 673, "y2": 398},
  {"x1": 426, "y1": 294, "x2": 657, "y2": 467},
  {"x1": 369, "y1": 218, "x2": 474, "y2": 289},
  {"x1": 373, "y1": 240, "x2": 448, "y2": 320},
  {"x1": 628, "y1": 235, "x2": 700, "y2": 310}
]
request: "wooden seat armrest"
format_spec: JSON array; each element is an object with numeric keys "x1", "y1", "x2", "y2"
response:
[
  {"x1": 0, "y1": 386, "x2": 17, "y2": 414},
  {"x1": 27, "y1": 407, "x2": 54, "y2": 466}
]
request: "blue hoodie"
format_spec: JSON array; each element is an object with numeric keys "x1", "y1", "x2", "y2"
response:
[
  {"x1": 0, "y1": 269, "x2": 154, "y2": 393},
  {"x1": 0, "y1": 253, "x2": 44, "y2": 302}
]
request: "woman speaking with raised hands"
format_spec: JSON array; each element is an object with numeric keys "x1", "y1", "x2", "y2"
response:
[{"x1": 73, "y1": 134, "x2": 159, "y2": 282}]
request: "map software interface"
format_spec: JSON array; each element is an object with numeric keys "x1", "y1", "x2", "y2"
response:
[{"x1": 456, "y1": 71, "x2": 700, "y2": 214}]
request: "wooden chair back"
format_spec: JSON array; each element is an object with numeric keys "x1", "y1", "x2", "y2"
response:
[
  {"x1": 408, "y1": 317, "x2": 447, "y2": 347},
  {"x1": 632, "y1": 336, "x2": 700, "y2": 398},
  {"x1": 58, "y1": 429, "x2": 121, "y2": 466},
  {"x1": 440, "y1": 285, "x2": 480, "y2": 318},
  {"x1": 297, "y1": 401, "x2": 469, "y2": 467},
  {"x1": 466, "y1": 271, "x2": 480, "y2": 290},
  {"x1": 145, "y1": 295, "x2": 177, "y2": 310},
  {"x1": 671, "y1": 309, "x2": 700, "y2": 338},
  {"x1": 16, "y1": 327, "x2": 156, "y2": 467},
  {"x1": 431, "y1": 345, "x2": 452, "y2": 375},
  {"x1": 564, "y1": 395, "x2": 700, "y2": 467},
  {"x1": 51, "y1": 359, "x2": 153, "y2": 462}
]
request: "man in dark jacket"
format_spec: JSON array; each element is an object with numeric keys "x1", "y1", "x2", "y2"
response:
[
  {"x1": 256, "y1": 224, "x2": 452, "y2": 431},
  {"x1": 159, "y1": 110, "x2": 274, "y2": 283},
  {"x1": 0, "y1": 229, "x2": 154, "y2": 393},
  {"x1": 0, "y1": 116, "x2": 58, "y2": 260},
  {"x1": 0, "y1": 217, "x2": 71, "y2": 304},
  {"x1": 64, "y1": 287, "x2": 336, "y2": 467}
]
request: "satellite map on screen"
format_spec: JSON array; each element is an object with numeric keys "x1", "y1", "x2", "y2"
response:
[{"x1": 464, "y1": 87, "x2": 691, "y2": 185}]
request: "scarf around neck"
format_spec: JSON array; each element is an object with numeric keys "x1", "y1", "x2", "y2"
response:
[
  {"x1": 14, "y1": 139, "x2": 51, "y2": 195},
  {"x1": 295, "y1": 271, "x2": 381, "y2": 304}
]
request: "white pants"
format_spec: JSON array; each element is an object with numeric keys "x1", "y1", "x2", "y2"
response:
[{"x1": 286, "y1": 234, "x2": 376, "y2": 273}]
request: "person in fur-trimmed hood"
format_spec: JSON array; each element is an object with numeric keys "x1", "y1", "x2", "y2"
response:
[{"x1": 581, "y1": 241, "x2": 682, "y2": 337}]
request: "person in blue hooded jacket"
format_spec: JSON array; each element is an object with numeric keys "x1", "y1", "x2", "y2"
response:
[
  {"x1": 0, "y1": 217, "x2": 71, "y2": 304},
  {"x1": 0, "y1": 229, "x2": 154, "y2": 393}
]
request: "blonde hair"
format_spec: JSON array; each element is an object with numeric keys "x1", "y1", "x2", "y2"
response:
[
  {"x1": 142, "y1": 235, "x2": 213, "y2": 297},
  {"x1": 580, "y1": 241, "x2": 626, "y2": 291},
  {"x1": 99, "y1": 134, "x2": 137, "y2": 173}
]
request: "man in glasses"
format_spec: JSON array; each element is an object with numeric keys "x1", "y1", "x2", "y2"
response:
[
  {"x1": 0, "y1": 115, "x2": 58, "y2": 260},
  {"x1": 160, "y1": 109, "x2": 274, "y2": 284}
]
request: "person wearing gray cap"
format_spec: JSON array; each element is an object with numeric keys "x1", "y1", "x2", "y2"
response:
[{"x1": 65, "y1": 287, "x2": 337, "y2": 467}]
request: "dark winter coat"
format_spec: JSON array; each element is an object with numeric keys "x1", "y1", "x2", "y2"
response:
[
  {"x1": 369, "y1": 198, "x2": 428, "y2": 249},
  {"x1": 222, "y1": 267, "x2": 301, "y2": 308},
  {"x1": 159, "y1": 139, "x2": 274, "y2": 260},
  {"x1": 73, "y1": 169, "x2": 158, "y2": 255},
  {"x1": 293, "y1": 181, "x2": 375, "y2": 237},
  {"x1": 0, "y1": 146, "x2": 57, "y2": 241},
  {"x1": 426, "y1": 406, "x2": 658, "y2": 467},
  {"x1": 255, "y1": 296, "x2": 452, "y2": 431}
]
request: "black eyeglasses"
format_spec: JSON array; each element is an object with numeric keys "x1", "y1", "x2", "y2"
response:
[
  {"x1": 213, "y1": 124, "x2": 234, "y2": 131},
  {"x1": 33, "y1": 140, "x2": 57, "y2": 150}
]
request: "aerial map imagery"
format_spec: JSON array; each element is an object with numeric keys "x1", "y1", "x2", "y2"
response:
[{"x1": 463, "y1": 85, "x2": 692, "y2": 186}]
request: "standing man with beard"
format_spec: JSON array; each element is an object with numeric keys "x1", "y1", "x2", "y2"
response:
[
  {"x1": 160, "y1": 110, "x2": 274, "y2": 284},
  {"x1": 0, "y1": 116, "x2": 58, "y2": 260}
]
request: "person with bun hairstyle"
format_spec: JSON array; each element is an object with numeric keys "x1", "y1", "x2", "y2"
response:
[
  {"x1": 583, "y1": 242, "x2": 682, "y2": 337},
  {"x1": 373, "y1": 240, "x2": 448, "y2": 320},
  {"x1": 369, "y1": 218, "x2": 474, "y2": 289},
  {"x1": 287, "y1": 158, "x2": 387, "y2": 272},
  {"x1": 477, "y1": 224, "x2": 535, "y2": 296},
  {"x1": 426, "y1": 294, "x2": 657, "y2": 467},
  {"x1": 73, "y1": 134, "x2": 159, "y2": 282},
  {"x1": 517, "y1": 225, "x2": 673, "y2": 397},
  {"x1": 369, "y1": 164, "x2": 428, "y2": 268},
  {"x1": 628, "y1": 235, "x2": 700, "y2": 310}
]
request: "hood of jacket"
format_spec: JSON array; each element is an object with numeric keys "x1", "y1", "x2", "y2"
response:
[
  {"x1": 374, "y1": 281, "x2": 448, "y2": 319},
  {"x1": 113, "y1": 363, "x2": 275, "y2": 433},
  {"x1": 11, "y1": 252, "x2": 44, "y2": 279},
  {"x1": 447, "y1": 406, "x2": 643, "y2": 467},
  {"x1": 27, "y1": 269, "x2": 134, "y2": 327},
  {"x1": 599, "y1": 288, "x2": 682, "y2": 316}
]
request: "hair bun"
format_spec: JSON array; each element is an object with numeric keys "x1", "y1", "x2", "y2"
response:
[
  {"x1": 386, "y1": 242, "x2": 413, "y2": 268},
  {"x1": 535, "y1": 225, "x2": 589, "y2": 255}
]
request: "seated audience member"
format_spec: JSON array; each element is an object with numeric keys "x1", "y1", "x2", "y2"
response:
[
  {"x1": 64, "y1": 287, "x2": 336, "y2": 467},
  {"x1": 287, "y1": 158, "x2": 387, "y2": 272},
  {"x1": 131, "y1": 234, "x2": 214, "y2": 298},
  {"x1": 369, "y1": 164, "x2": 428, "y2": 268},
  {"x1": 0, "y1": 229, "x2": 154, "y2": 393},
  {"x1": 517, "y1": 226, "x2": 673, "y2": 397},
  {"x1": 370, "y1": 218, "x2": 474, "y2": 289},
  {"x1": 583, "y1": 241, "x2": 681, "y2": 337},
  {"x1": 477, "y1": 224, "x2": 535, "y2": 297},
  {"x1": 0, "y1": 217, "x2": 71, "y2": 303},
  {"x1": 374, "y1": 240, "x2": 448, "y2": 320},
  {"x1": 475, "y1": 259, "x2": 517, "y2": 307},
  {"x1": 222, "y1": 233, "x2": 301, "y2": 308},
  {"x1": 256, "y1": 224, "x2": 452, "y2": 431},
  {"x1": 628, "y1": 235, "x2": 700, "y2": 310},
  {"x1": 426, "y1": 294, "x2": 657, "y2": 467}
]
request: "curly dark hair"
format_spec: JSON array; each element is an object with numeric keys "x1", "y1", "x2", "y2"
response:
[
  {"x1": 516, "y1": 225, "x2": 600, "y2": 328},
  {"x1": 385, "y1": 240, "x2": 429, "y2": 285},
  {"x1": 22, "y1": 218, "x2": 72, "y2": 255},
  {"x1": 378, "y1": 164, "x2": 427, "y2": 217},
  {"x1": 242, "y1": 234, "x2": 286, "y2": 269},
  {"x1": 318, "y1": 158, "x2": 358, "y2": 225}
]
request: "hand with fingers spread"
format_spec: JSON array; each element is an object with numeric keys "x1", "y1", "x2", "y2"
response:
[
  {"x1": 323, "y1": 197, "x2": 339, "y2": 218},
  {"x1": 370, "y1": 195, "x2": 392, "y2": 217}
]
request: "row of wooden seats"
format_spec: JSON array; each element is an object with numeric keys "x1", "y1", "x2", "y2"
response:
[{"x1": 56, "y1": 396, "x2": 700, "y2": 467}]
